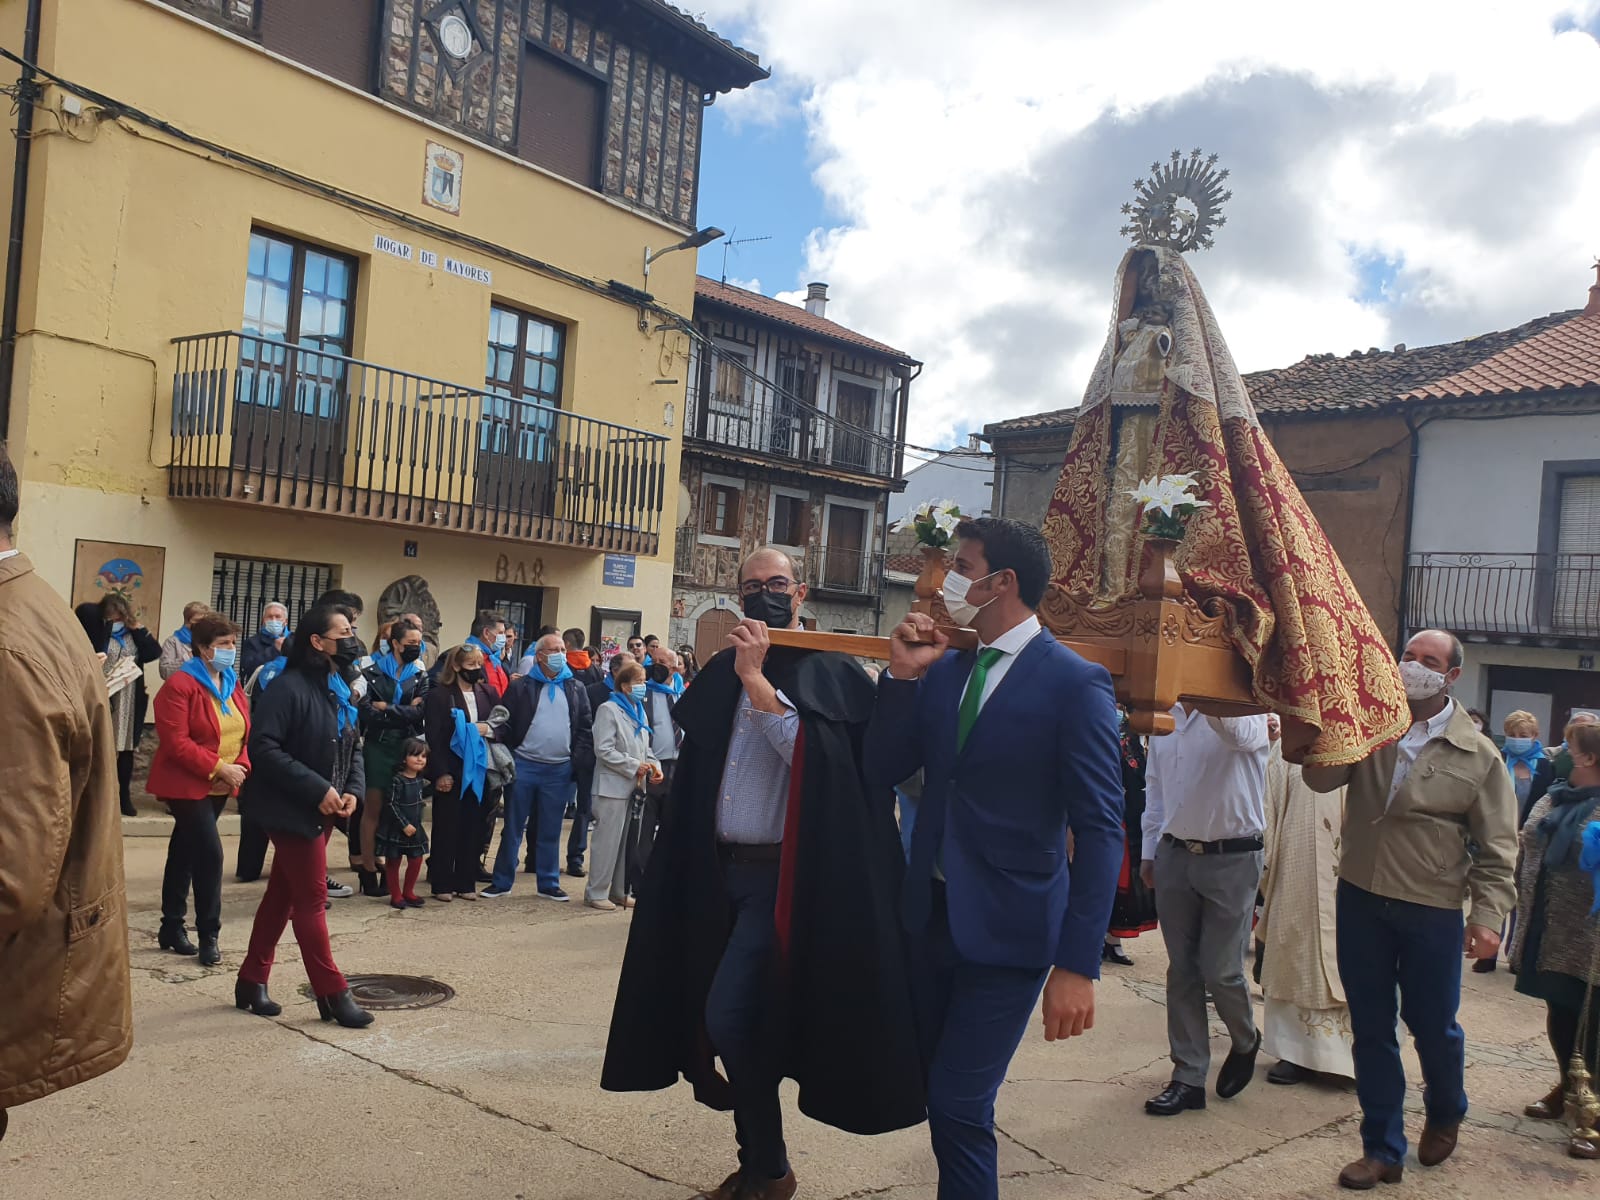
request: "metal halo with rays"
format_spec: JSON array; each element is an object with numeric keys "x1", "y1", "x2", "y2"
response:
[{"x1": 1119, "y1": 149, "x2": 1232, "y2": 253}]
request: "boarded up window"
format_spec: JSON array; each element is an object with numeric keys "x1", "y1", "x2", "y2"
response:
[
  {"x1": 258, "y1": 0, "x2": 378, "y2": 91},
  {"x1": 519, "y1": 47, "x2": 605, "y2": 189}
]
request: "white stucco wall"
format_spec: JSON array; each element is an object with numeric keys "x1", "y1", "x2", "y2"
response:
[
  {"x1": 1410, "y1": 412, "x2": 1600, "y2": 553},
  {"x1": 893, "y1": 450, "x2": 996, "y2": 523}
]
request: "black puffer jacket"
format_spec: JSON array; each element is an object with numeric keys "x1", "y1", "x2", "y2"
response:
[{"x1": 240, "y1": 665, "x2": 366, "y2": 840}]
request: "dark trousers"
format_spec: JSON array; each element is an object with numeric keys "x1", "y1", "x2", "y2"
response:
[
  {"x1": 913, "y1": 886, "x2": 1047, "y2": 1200},
  {"x1": 160, "y1": 796, "x2": 227, "y2": 935},
  {"x1": 236, "y1": 812, "x2": 269, "y2": 881},
  {"x1": 627, "y1": 760, "x2": 673, "y2": 894},
  {"x1": 429, "y1": 787, "x2": 485, "y2": 896},
  {"x1": 1548, "y1": 998, "x2": 1600, "y2": 1078},
  {"x1": 1336, "y1": 880, "x2": 1468, "y2": 1165},
  {"x1": 117, "y1": 750, "x2": 135, "y2": 808},
  {"x1": 239, "y1": 828, "x2": 346, "y2": 996},
  {"x1": 704, "y1": 860, "x2": 788, "y2": 1182},
  {"x1": 565, "y1": 767, "x2": 593, "y2": 868}
]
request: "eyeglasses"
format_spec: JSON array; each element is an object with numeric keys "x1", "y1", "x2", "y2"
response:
[{"x1": 738, "y1": 576, "x2": 795, "y2": 598}]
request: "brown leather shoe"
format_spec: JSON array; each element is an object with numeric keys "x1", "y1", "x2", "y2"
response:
[
  {"x1": 1417, "y1": 1122, "x2": 1459, "y2": 1167},
  {"x1": 690, "y1": 1171, "x2": 745, "y2": 1200},
  {"x1": 1338, "y1": 1157, "x2": 1404, "y2": 1189},
  {"x1": 1526, "y1": 1082, "x2": 1567, "y2": 1119},
  {"x1": 743, "y1": 1171, "x2": 797, "y2": 1200}
]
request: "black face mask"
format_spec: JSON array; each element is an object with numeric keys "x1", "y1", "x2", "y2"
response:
[
  {"x1": 741, "y1": 591, "x2": 793, "y2": 629},
  {"x1": 331, "y1": 636, "x2": 363, "y2": 668},
  {"x1": 459, "y1": 667, "x2": 485, "y2": 684},
  {"x1": 650, "y1": 663, "x2": 673, "y2": 684},
  {"x1": 398, "y1": 643, "x2": 423, "y2": 664}
]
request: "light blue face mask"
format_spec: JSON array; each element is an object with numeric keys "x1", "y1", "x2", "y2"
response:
[
  {"x1": 492, "y1": 634, "x2": 507, "y2": 655},
  {"x1": 263, "y1": 619, "x2": 286, "y2": 637},
  {"x1": 211, "y1": 646, "x2": 238, "y2": 671},
  {"x1": 1503, "y1": 736, "x2": 1536, "y2": 756},
  {"x1": 111, "y1": 621, "x2": 126, "y2": 635},
  {"x1": 545, "y1": 651, "x2": 567, "y2": 675},
  {"x1": 630, "y1": 684, "x2": 648, "y2": 702}
]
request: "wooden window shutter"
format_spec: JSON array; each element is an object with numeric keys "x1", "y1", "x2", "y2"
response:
[
  {"x1": 518, "y1": 47, "x2": 605, "y2": 189},
  {"x1": 258, "y1": 0, "x2": 378, "y2": 91}
]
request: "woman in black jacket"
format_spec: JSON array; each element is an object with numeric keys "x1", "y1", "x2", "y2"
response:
[
  {"x1": 78, "y1": 596, "x2": 162, "y2": 815},
  {"x1": 234, "y1": 604, "x2": 373, "y2": 1028},
  {"x1": 350, "y1": 616, "x2": 431, "y2": 895},
  {"x1": 423, "y1": 643, "x2": 500, "y2": 901}
]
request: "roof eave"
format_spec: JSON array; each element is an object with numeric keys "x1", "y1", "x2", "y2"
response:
[
  {"x1": 620, "y1": 0, "x2": 770, "y2": 93},
  {"x1": 694, "y1": 291, "x2": 919, "y2": 366}
]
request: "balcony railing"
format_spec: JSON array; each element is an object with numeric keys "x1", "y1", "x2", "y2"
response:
[
  {"x1": 1405, "y1": 551, "x2": 1600, "y2": 643},
  {"x1": 685, "y1": 349, "x2": 901, "y2": 481},
  {"x1": 805, "y1": 546, "x2": 885, "y2": 597},
  {"x1": 167, "y1": 332, "x2": 667, "y2": 554}
]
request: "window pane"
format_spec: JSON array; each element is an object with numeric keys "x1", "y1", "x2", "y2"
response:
[
  {"x1": 266, "y1": 240, "x2": 293, "y2": 282},
  {"x1": 324, "y1": 258, "x2": 349, "y2": 299},
  {"x1": 248, "y1": 234, "x2": 267, "y2": 277},
  {"x1": 261, "y1": 285, "x2": 290, "y2": 336},
  {"x1": 301, "y1": 296, "x2": 324, "y2": 337},
  {"x1": 302, "y1": 253, "x2": 327, "y2": 295}
]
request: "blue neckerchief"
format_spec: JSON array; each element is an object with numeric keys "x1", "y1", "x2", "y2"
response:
[
  {"x1": 1504, "y1": 739, "x2": 1545, "y2": 780},
  {"x1": 642, "y1": 654, "x2": 654, "y2": 667},
  {"x1": 1580, "y1": 821, "x2": 1600, "y2": 915},
  {"x1": 610, "y1": 691, "x2": 651, "y2": 738},
  {"x1": 645, "y1": 679, "x2": 678, "y2": 700},
  {"x1": 1539, "y1": 783, "x2": 1600, "y2": 869},
  {"x1": 450, "y1": 707, "x2": 489, "y2": 803},
  {"x1": 374, "y1": 650, "x2": 422, "y2": 686},
  {"x1": 534, "y1": 662, "x2": 574, "y2": 699},
  {"x1": 109, "y1": 625, "x2": 129, "y2": 647},
  {"x1": 256, "y1": 656, "x2": 286, "y2": 691},
  {"x1": 175, "y1": 625, "x2": 193, "y2": 647},
  {"x1": 604, "y1": 674, "x2": 617, "y2": 692},
  {"x1": 671, "y1": 672, "x2": 685, "y2": 695},
  {"x1": 180, "y1": 657, "x2": 237, "y2": 715},
  {"x1": 327, "y1": 670, "x2": 359, "y2": 734},
  {"x1": 466, "y1": 636, "x2": 502, "y2": 669}
]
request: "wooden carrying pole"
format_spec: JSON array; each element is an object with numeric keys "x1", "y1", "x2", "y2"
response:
[{"x1": 765, "y1": 538, "x2": 1264, "y2": 742}]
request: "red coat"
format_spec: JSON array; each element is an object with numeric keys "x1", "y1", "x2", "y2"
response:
[{"x1": 147, "y1": 671, "x2": 252, "y2": 800}]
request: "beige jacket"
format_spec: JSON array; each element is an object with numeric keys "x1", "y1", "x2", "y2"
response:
[
  {"x1": 1301, "y1": 702, "x2": 1517, "y2": 930},
  {"x1": 0, "y1": 553, "x2": 133, "y2": 1110}
]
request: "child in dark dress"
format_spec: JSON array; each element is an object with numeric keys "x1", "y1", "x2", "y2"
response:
[{"x1": 378, "y1": 739, "x2": 431, "y2": 910}]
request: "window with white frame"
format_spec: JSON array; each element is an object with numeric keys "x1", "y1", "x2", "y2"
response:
[
  {"x1": 710, "y1": 341, "x2": 754, "y2": 411},
  {"x1": 768, "y1": 488, "x2": 809, "y2": 548}
]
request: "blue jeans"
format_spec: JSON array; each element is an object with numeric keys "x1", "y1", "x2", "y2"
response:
[
  {"x1": 493, "y1": 758, "x2": 573, "y2": 893},
  {"x1": 704, "y1": 861, "x2": 788, "y2": 1182},
  {"x1": 1336, "y1": 880, "x2": 1468, "y2": 1165}
]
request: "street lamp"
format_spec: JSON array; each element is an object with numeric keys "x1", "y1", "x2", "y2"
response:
[{"x1": 643, "y1": 226, "x2": 725, "y2": 288}]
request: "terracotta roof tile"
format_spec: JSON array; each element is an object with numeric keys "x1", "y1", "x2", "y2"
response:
[
  {"x1": 982, "y1": 309, "x2": 1582, "y2": 437},
  {"x1": 695, "y1": 277, "x2": 920, "y2": 364},
  {"x1": 1401, "y1": 312, "x2": 1600, "y2": 400}
]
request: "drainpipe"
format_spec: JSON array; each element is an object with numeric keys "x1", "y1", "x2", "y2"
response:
[
  {"x1": 1393, "y1": 411, "x2": 1421, "y2": 654},
  {"x1": 0, "y1": 0, "x2": 42, "y2": 442}
]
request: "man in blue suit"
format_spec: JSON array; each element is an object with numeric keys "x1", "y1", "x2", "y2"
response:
[{"x1": 866, "y1": 517, "x2": 1125, "y2": 1200}]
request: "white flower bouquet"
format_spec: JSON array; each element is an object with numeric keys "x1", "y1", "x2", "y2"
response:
[
  {"x1": 1128, "y1": 473, "x2": 1211, "y2": 540},
  {"x1": 892, "y1": 498, "x2": 963, "y2": 550}
]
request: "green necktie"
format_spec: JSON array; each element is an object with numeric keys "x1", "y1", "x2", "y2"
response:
[{"x1": 957, "y1": 647, "x2": 1004, "y2": 751}]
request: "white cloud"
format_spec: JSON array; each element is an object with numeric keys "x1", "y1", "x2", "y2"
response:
[{"x1": 696, "y1": 0, "x2": 1600, "y2": 445}]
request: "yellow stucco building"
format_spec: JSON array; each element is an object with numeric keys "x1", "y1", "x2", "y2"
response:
[{"x1": 0, "y1": 0, "x2": 763, "y2": 653}]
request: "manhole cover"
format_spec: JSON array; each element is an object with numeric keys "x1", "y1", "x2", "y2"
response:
[{"x1": 299, "y1": 974, "x2": 454, "y2": 1010}]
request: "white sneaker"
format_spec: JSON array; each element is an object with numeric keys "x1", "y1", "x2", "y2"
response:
[
  {"x1": 586, "y1": 898, "x2": 618, "y2": 911},
  {"x1": 326, "y1": 877, "x2": 354, "y2": 898}
]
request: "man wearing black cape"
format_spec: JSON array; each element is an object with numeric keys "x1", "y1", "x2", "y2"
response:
[{"x1": 602, "y1": 547, "x2": 924, "y2": 1200}]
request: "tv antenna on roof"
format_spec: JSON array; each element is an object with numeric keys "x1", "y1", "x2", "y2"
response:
[{"x1": 720, "y1": 232, "x2": 774, "y2": 285}]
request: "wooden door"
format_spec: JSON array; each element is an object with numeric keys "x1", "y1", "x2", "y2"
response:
[
  {"x1": 825, "y1": 505, "x2": 868, "y2": 590},
  {"x1": 695, "y1": 608, "x2": 740, "y2": 664},
  {"x1": 833, "y1": 379, "x2": 877, "y2": 471}
]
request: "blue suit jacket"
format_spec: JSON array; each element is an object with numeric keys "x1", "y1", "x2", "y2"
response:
[{"x1": 865, "y1": 628, "x2": 1124, "y2": 978}]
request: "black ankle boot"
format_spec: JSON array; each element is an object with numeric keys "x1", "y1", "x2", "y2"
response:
[
  {"x1": 120, "y1": 797, "x2": 137, "y2": 817},
  {"x1": 233, "y1": 978, "x2": 281, "y2": 1017},
  {"x1": 359, "y1": 869, "x2": 388, "y2": 898},
  {"x1": 158, "y1": 921, "x2": 198, "y2": 956},
  {"x1": 316, "y1": 989, "x2": 374, "y2": 1028},
  {"x1": 198, "y1": 935, "x2": 221, "y2": 967}
]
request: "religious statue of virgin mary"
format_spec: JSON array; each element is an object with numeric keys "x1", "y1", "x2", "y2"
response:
[{"x1": 1041, "y1": 151, "x2": 1408, "y2": 767}]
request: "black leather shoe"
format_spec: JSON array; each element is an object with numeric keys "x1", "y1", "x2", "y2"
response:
[
  {"x1": 565, "y1": 862, "x2": 587, "y2": 878},
  {"x1": 1145, "y1": 1081, "x2": 1206, "y2": 1116},
  {"x1": 1268, "y1": 1059, "x2": 1312, "y2": 1085},
  {"x1": 316, "y1": 989, "x2": 375, "y2": 1028},
  {"x1": 234, "y1": 978, "x2": 281, "y2": 1017},
  {"x1": 1472, "y1": 957, "x2": 1497, "y2": 974},
  {"x1": 1217, "y1": 1030, "x2": 1262, "y2": 1098},
  {"x1": 197, "y1": 935, "x2": 221, "y2": 967},
  {"x1": 158, "y1": 921, "x2": 198, "y2": 956},
  {"x1": 1102, "y1": 943, "x2": 1135, "y2": 967},
  {"x1": 120, "y1": 798, "x2": 138, "y2": 817}
]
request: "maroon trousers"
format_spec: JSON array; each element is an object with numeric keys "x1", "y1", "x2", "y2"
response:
[{"x1": 239, "y1": 827, "x2": 347, "y2": 996}]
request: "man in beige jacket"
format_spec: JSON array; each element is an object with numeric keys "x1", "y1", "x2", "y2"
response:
[
  {"x1": 0, "y1": 446, "x2": 133, "y2": 1141},
  {"x1": 1302, "y1": 629, "x2": 1515, "y2": 1191}
]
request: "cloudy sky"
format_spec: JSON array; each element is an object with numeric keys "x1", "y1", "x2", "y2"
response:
[{"x1": 690, "y1": 0, "x2": 1600, "y2": 451}]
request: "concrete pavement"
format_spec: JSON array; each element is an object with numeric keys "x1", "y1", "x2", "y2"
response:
[{"x1": 1, "y1": 829, "x2": 1588, "y2": 1199}]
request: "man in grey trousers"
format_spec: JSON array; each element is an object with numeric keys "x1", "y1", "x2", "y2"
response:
[{"x1": 1139, "y1": 704, "x2": 1272, "y2": 1115}]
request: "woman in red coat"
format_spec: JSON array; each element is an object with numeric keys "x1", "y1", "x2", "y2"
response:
[{"x1": 148, "y1": 612, "x2": 250, "y2": 966}]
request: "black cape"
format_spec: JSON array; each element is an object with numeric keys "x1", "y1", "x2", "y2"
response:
[{"x1": 600, "y1": 645, "x2": 926, "y2": 1135}]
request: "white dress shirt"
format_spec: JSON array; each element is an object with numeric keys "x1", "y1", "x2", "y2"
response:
[
  {"x1": 1142, "y1": 706, "x2": 1271, "y2": 857},
  {"x1": 964, "y1": 614, "x2": 1043, "y2": 709},
  {"x1": 0, "y1": 548, "x2": 17, "y2": 562},
  {"x1": 1386, "y1": 699, "x2": 1455, "y2": 810}
]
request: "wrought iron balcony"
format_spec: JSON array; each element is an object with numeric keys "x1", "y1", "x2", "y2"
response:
[
  {"x1": 167, "y1": 332, "x2": 666, "y2": 555},
  {"x1": 805, "y1": 545, "x2": 885, "y2": 597},
  {"x1": 684, "y1": 351, "x2": 901, "y2": 481},
  {"x1": 1405, "y1": 551, "x2": 1600, "y2": 644}
]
